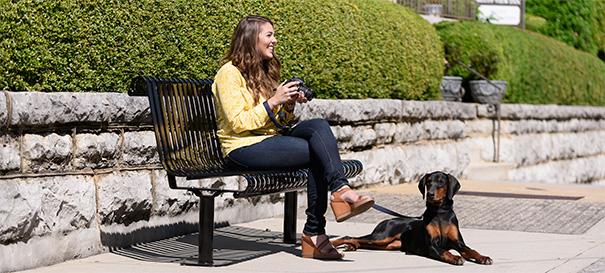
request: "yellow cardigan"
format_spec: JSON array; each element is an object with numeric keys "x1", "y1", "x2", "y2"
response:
[{"x1": 211, "y1": 62, "x2": 294, "y2": 156}]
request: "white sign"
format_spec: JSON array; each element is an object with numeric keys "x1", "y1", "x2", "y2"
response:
[
  {"x1": 477, "y1": 0, "x2": 525, "y2": 28},
  {"x1": 478, "y1": 5, "x2": 521, "y2": 25},
  {"x1": 477, "y1": 0, "x2": 521, "y2": 4}
]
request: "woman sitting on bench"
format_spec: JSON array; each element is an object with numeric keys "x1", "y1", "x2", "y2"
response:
[{"x1": 211, "y1": 15, "x2": 375, "y2": 260}]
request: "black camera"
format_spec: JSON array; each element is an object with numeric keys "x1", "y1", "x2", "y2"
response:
[{"x1": 285, "y1": 76, "x2": 314, "y2": 101}]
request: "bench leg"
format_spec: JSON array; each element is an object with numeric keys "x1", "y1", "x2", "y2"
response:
[
  {"x1": 182, "y1": 193, "x2": 215, "y2": 266},
  {"x1": 198, "y1": 195, "x2": 215, "y2": 265},
  {"x1": 283, "y1": 191, "x2": 297, "y2": 243}
]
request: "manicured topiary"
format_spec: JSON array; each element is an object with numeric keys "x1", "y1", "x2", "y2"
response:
[
  {"x1": 436, "y1": 20, "x2": 605, "y2": 106},
  {"x1": 0, "y1": 0, "x2": 444, "y2": 100}
]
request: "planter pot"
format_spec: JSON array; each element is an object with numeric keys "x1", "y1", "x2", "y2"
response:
[
  {"x1": 469, "y1": 80, "x2": 507, "y2": 104},
  {"x1": 441, "y1": 76, "x2": 464, "y2": 102}
]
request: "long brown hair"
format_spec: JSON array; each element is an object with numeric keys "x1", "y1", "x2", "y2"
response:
[{"x1": 220, "y1": 15, "x2": 281, "y2": 105}]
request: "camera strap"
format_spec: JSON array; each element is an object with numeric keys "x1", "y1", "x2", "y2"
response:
[{"x1": 263, "y1": 101, "x2": 293, "y2": 134}]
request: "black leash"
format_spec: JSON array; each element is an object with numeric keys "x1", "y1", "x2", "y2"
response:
[{"x1": 371, "y1": 204, "x2": 406, "y2": 218}]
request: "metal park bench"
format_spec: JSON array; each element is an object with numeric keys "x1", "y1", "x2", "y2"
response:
[{"x1": 128, "y1": 76, "x2": 363, "y2": 266}]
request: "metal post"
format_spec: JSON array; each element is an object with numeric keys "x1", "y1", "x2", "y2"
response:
[
  {"x1": 283, "y1": 191, "x2": 297, "y2": 243},
  {"x1": 496, "y1": 103, "x2": 501, "y2": 162},
  {"x1": 198, "y1": 195, "x2": 215, "y2": 265},
  {"x1": 458, "y1": 61, "x2": 504, "y2": 162},
  {"x1": 490, "y1": 103, "x2": 501, "y2": 162}
]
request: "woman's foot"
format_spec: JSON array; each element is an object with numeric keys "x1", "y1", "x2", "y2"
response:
[
  {"x1": 301, "y1": 233, "x2": 344, "y2": 259},
  {"x1": 330, "y1": 186, "x2": 375, "y2": 222}
]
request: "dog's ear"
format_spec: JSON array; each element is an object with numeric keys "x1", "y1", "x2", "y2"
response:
[
  {"x1": 418, "y1": 173, "x2": 429, "y2": 199},
  {"x1": 447, "y1": 174, "x2": 461, "y2": 200}
]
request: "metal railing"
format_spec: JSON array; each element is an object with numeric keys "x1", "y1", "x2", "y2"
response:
[{"x1": 395, "y1": 0, "x2": 477, "y2": 21}]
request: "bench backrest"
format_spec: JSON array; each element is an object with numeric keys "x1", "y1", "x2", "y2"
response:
[
  {"x1": 129, "y1": 76, "x2": 349, "y2": 197},
  {"x1": 130, "y1": 76, "x2": 241, "y2": 178}
]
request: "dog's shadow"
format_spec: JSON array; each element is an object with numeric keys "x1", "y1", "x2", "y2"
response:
[{"x1": 111, "y1": 224, "x2": 300, "y2": 266}]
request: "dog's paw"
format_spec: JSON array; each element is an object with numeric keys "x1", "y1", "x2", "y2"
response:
[
  {"x1": 342, "y1": 242, "x2": 358, "y2": 251},
  {"x1": 442, "y1": 252, "x2": 465, "y2": 265},
  {"x1": 453, "y1": 256, "x2": 465, "y2": 265},
  {"x1": 478, "y1": 256, "x2": 493, "y2": 265}
]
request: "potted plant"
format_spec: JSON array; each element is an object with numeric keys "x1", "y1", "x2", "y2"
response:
[
  {"x1": 440, "y1": 43, "x2": 464, "y2": 102},
  {"x1": 466, "y1": 51, "x2": 507, "y2": 104}
]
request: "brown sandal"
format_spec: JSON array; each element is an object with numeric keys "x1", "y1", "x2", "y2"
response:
[
  {"x1": 301, "y1": 234, "x2": 344, "y2": 259},
  {"x1": 330, "y1": 188, "x2": 375, "y2": 222}
]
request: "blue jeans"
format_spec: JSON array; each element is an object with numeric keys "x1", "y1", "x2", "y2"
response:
[{"x1": 225, "y1": 119, "x2": 349, "y2": 235}]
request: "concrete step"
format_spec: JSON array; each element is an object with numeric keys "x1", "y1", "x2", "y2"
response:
[{"x1": 464, "y1": 161, "x2": 511, "y2": 181}]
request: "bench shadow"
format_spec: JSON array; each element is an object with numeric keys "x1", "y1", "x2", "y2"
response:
[{"x1": 111, "y1": 224, "x2": 300, "y2": 266}]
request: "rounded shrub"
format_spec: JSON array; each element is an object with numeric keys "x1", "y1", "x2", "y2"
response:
[
  {"x1": 0, "y1": 0, "x2": 443, "y2": 100},
  {"x1": 436, "y1": 20, "x2": 605, "y2": 106}
]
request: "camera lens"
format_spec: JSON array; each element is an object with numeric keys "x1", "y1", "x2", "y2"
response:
[{"x1": 299, "y1": 86, "x2": 314, "y2": 101}]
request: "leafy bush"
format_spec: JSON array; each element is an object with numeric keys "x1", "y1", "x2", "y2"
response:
[
  {"x1": 437, "y1": 21, "x2": 505, "y2": 81},
  {"x1": 525, "y1": 0, "x2": 598, "y2": 56},
  {"x1": 524, "y1": 13, "x2": 547, "y2": 32},
  {"x1": 593, "y1": 0, "x2": 605, "y2": 60},
  {"x1": 436, "y1": 20, "x2": 605, "y2": 106},
  {"x1": 0, "y1": 0, "x2": 444, "y2": 100}
]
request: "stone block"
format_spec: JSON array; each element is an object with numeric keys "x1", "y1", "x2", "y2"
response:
[
  {"x1": 423, "y1": 120, "x2": 448, "y2": 140},
  {"x1": 0, "y1": 91, "x2": 7, "y2": 127},
  {"x1": 351, "y1": 126, "x2": 376, "y2": 148},
  {"x1": 494, "y1": 104, "x2": 605, "y2": 120},
  {"x1": 74, "y1": 133, "x2": 120, "y2": 169},
  {"x1": 96, "y1": 171, "x2": 153, "y2": 226},
  {"x1": 466, "y1": 136, "x2": 515, "y2": 165},
  {"x1": 506, "y1": 119, "x2": 549, "y2": 134},
  {"x1": 151, "y1": 170, "x2": 199, "y2": 217},
  {"x1": 402, "y1": 101, "x2": 476, "y2": 120},
  {"x1": 122, "y1": 131, "x2": 159, "y2": 166},
  {"x1": 0, "y1": 133, "x2": 20, "y2": 172},
  {"x1": 343, "y1": 147, "x2": 406, "y2": 187},
  {"x1": 448, "y1": 120, "x2": 466, "y2": 139},
  {"x1": 22, "y1": 133, "x2": 72, "y2": 172},
  {"x1": 465, "y1": 119, "x2": 494, "y2": 135},
  {"x1": 9, "y1": 92, "x2": 110, "y2": 127},
  {"x1": 107, "y1": 93, "x2": 152, "y2": 124},
  {"x1": 331, "y1": 125, "x2": 353, "y2": 150},
  {"x1": 514, "y1": 134, "x2": 552, "y2": 166},
  {"x1": 393, "y1": 121, "x2": 427, "y2": 143},
  {"x1": 0, "y1": 175, "x2": 97, "y2": 245},
  {"x1": 296, "y1": 99, "x2": 403, "y2": 123},
  {"x1": 509, "y1": 154, "x2": 605, "y2": 184},
  {"x1": 550, "y1": 131, "x2": 605, "y2": 160},
  {"x1": 374, "y1": 123, "x2": 395, "y2": 145},
  {"x1": 331, "y1": 125, "x2": 353, "y2": 141},
  {"x1": 393, "y1": 122, "x2": 411, "y2": 143}
]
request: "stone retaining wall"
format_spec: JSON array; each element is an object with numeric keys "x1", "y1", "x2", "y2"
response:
[{"x1": 1, "y1": 91, "x2": 604, "y2": 272}]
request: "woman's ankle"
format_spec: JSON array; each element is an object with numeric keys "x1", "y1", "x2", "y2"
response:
[{"x1": 309, "y1": 234, "x2": 340, "y2": 254}]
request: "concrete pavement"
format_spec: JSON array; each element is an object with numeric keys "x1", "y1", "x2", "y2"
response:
[{"x1": 19, "y1": 179, "x2": 605, "y2": 273}]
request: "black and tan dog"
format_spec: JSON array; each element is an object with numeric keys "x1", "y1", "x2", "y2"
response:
[{"x1": 332, "y1": 171, "x2": 493, "y2": 265}]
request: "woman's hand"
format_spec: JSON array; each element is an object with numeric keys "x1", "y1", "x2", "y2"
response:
[{"x1": 267, "y1": 81, "x2": 299, "y2": 109}]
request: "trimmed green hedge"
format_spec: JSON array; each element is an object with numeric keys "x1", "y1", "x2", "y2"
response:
[
  {"x1": 594, "y1": 0, "x2": 605, "y2": 60},
  {"x1": 526, "y1": 0, "x2": 598, "y2": 56},
  {"x1": 436, "y1": 21, "x2": 605, "y2": 106},
  {"x1": 0, "y1": 0, "x2": 443, "y2": 100}
]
